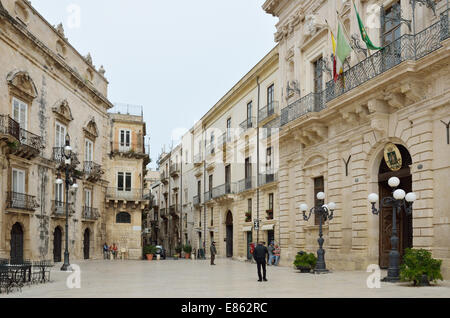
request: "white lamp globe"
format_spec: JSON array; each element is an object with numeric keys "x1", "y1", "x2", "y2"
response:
[
  {"x1": 72, "y1": 183, "x2": 79, "y2": 189},
  {"x1": 300, "y1": 204, "x2": 308, "y2": 212},
  {"x1": 322, "y1": 204, "x2": 328, "y2": 210},
  {"x1": 388, "y1": 177, "x2": 400, "y2": 188},
  {"x1": 55, "y1": 178, "x2": 63, "y2": 185},
  {"x1": 405, "y1": 192, "x2": 417, "y2": 203},
  {"x1": 317, "y1": 192, "x2": 325, "y2": 200},
  {"x1": 368, "y1": 193, "x2": 379, "y2": 203},
  {"x1": 393, "y1": 189, "x2": 406, "y2": 200},
  {"x1": 328, "y1": 202, "x2": 336, "y2": 210}
]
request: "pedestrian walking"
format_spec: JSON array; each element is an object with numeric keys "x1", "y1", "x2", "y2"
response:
[
  {"x1": 274, "y1": 244, "x2": 281, "y2": 266},
  {"x1": 103, "y1": 243, "x2": 109, "y2": 260},
  {"x1": 210, "y1": 241, "x2": 217, "y2": 265},
  {"x1": 112, "y1": 243, "x2": 118, "y2": 260},
  {"x1": 253, "y1": 241, "x2": 269, "y2": 282},
  {"x1": 268, "y1": 242, "x2": 275, "y2": 266}
]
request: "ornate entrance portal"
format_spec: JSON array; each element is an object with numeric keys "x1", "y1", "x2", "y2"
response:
[
  {"x1": 10, "y1": 223, "x2": 24, "y2": 264},
  {"x1": 378, "y1": 144, "x2": 413, "y2": 268},
  {"x1": 53, "y1": 227, "x2": 62, "y2": 262}
]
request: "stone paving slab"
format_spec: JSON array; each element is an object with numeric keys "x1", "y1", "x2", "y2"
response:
[{"x1": 1, "y1": 259, "x2": 449, "y2": 298}]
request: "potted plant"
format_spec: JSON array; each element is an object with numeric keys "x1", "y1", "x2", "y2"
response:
[
  {"x1": 245, "y1": 212, "x2": 252, "y2": 223},
  {"x1": 400, "y1": 248, "x2": 443, "y2": 286},
  {"x1": 183, "y1": 244, "x2": 192, "y2": 259},
  {"x1": 143, "y1": 245, "x2": 156, "y2": 260},
  {"x1": 174, "y1": 245, "x2": 182, "y2": 260},
  {"x1": 293, "y1": 251, "x2": 317, "y2": 273}
]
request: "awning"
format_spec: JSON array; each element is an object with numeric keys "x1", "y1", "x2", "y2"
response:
[
  {"x1": 242, "y1": 226, "x2": 253, "y2": 232},
  {"x1": 261, "y1": 224, "x2": 275, "y2": 231}
]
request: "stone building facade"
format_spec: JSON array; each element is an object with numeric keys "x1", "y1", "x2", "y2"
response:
[
  {"x1": 263, "y1": 0, "x2": 450, "y2": 278},
  {"x1": 0, "y1": 0, "x2": 150, "y2": 262}
]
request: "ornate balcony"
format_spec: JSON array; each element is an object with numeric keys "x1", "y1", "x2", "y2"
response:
[
  {"x1": 212, "y1": 183, "x2": 236, "y2": 200},
  {"x1": 106, "y1": 187, "x2": 149, "y2": 202},
  {"x1": 280, "y1": 92, "x2": 325, "y2": 126},
  {"x1": 160, "y1": 208, "x2": 168, "y2": 219},
  {"x1": 10, "y1": 128, "x2": 44, "y2": 159},
  {"x1": 194, "y1": 153, "x2": 203, "y2": 166},
  {"x1": 258, "y1": 101, "x2": 279, "y2": 125},
  {"x1": 83, "y1": 161, "x2": 103, "y2": 182},
  {"x1": 193, "y1": 195, "x2": 201, "y2": 207},
  {"x1": 0, "y1": 115, "x2": 20, "y2": 143},
  {"x1": 204, "y1": 191, "x2": 212, "y2": 202},
  {"x1": 111, "y1": 142, "x2": 150, "y2": 166},
  {"x1": 6, "y1": 192, "x2": 39, "y2": 212},
  {"x1": 240, "y1": 117, "x2": 256, "y2": 135},
  {"x1": 238, "y1": 177, "x2": 255, "y2": 193},
  {"x1": 169, "y1": 204, "x2": 180, "y2": 216},
  {"x1": 170, "y1": 163, "x2": 180, "y2": 177},
  {"x1": 258, "y1": 171, "x2": 278, "y2": 187},
  {"x1": 160, "y1": 172, "x2": 169, "y2": 184},
  {"x1": 82, "y1": 206, "x2": 99, "y2": 221},
  {"x1": 51, "y1": 200, "x2": 75, "y2": 218}
]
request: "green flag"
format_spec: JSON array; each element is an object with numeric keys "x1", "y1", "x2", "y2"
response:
[
  {"x1": 354, "y1": 1, "x2": 382, "y2": 50},
  {"x1": 336, "y1": 21, "x2": 352, "y2": 75}
]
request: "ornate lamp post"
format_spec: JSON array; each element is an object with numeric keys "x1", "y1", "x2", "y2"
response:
[
  {"x1": 368, "y1": 177, "x2": 416, "y2": 282},
  {"x1": 300, "y1": 192, "x2": 335, "y2": 274},
  {"x1": 55, "y1": 134, "x2": 78, "y2": 271}
]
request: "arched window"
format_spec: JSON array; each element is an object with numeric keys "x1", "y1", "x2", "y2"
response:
[{"x1": 116, "y1": 212, "x2": 131, "y2": 224}]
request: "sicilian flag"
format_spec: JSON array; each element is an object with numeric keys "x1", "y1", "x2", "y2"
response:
[
  {"x1": 354, "y1": 1, "x2": 382, "y2": 51},
  {"x1": 335, "y1": 21, "x2": 352, "y2": 81}
]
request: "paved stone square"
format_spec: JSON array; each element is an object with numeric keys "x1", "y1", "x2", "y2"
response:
[{"x1": 2, "y1": 258, "x2": 449, "y2": 298}]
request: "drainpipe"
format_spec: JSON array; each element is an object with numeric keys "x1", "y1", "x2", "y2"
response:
[
  {"x1": 180, "y1": 146, "x2": 183, "y2": 249},
  {"x1": 203, "y1": 128, "x2": 207, "y2": 258},
  {"x1": 256, "y1": 76, "x2": 261, "y2": 243}
]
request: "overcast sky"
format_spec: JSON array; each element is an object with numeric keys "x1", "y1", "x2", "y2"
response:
[{"x1": 31, "y1": 0, "x2": 277, "y2": 169}]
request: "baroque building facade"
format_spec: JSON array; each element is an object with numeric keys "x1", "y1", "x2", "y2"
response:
[
  {"x1": 0, "y1": 0, "x2": 149, "y2": 262},
  {"x1": 154, "y1": 0, "x2": 450, "y2": 279}
]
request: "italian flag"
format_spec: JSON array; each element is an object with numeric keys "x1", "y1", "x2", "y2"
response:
[{"x1": 334, "y1": 22, "x2": 352, "y2": 82}]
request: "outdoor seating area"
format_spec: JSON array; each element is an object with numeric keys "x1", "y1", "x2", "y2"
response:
[{"x1": 0, "y1": 259, "x2": 54, "y2": 294}]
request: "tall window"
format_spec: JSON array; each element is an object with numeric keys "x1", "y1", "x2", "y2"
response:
[
  {"x1": 266, "y1": 147, "x2": 273, "y2": 172},
  {"x1": 85, "y1": 139, "x2": 93, "y2": 162},
  {"x1": 226, "y1": 118, "x2": 232, "y2": 140},
  {"x1": 55, "y1": 122, "x2": 66, "y2": 148},
  {"x1": 197, "y1": 180, "x2": 201, "y2": 199},
  {"x1": 225, "y1": 165, "x2": 231, "y2": 192},
  {"x1": 247, "y1": 102, "x2": 253, "y2": 127},
  {"x1": 269, "y1": 193, "x2": 274, "y2": 211},
  {"x1": 12, "y1": 168, "x2": 25, "y2": 194},
  {"x1": 382, "y1": 1, "x2": 401, "y2": 46},
  {"x1": 267, "y1": 85, "x2": 274, "y2": 114},
  {"x1": 118, "y1": 172, "x2": 132, "y2": 192},
  {"x1": 245, "y1": 157, "x2": 252, "y2": 179},
  {"x1": 119, "y1": 129, "x2": 131, "y2": 151},
  {"x1": 55, "y1": 182, "x2": 64, "y2": 205},
  {"x1": 314, "y1": 176, "x2": 325, "y2": 225},
  {"x1": 208, "y1": 175, "x2": 213, "y2": 197},
  {"x1": 84, "y1": 189, "x2": 92, "y2": 208},
  {"x1": 313, "y1": 57, "x2": 323, "y2": 93},
  {"x1": 248, "y1": 198, "x2": 252, "y2": 213},
  {"x1": 12, "y1": 97, "x2": 27, "y2": 129}
]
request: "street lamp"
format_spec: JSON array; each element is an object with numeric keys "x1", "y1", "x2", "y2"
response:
[
  {"x1": 368, "y1": 177, "x2": 416, "y2": 282},
  {"x1": 56, "y1": 134, "x2": 78, "y2": 272},
  {"x1": 300, "y1": 192, "x2": 335, "y2": 274}
]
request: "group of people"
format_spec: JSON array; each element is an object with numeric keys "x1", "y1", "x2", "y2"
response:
[
  {"x1": 103, "y1": 243, "x2": 118, "y2": 260},
  {"x1": 210, "y1": 240, "x2": 281, "y2": 282}
]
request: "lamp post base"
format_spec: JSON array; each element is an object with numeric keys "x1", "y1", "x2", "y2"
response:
[
  {"x1": 314, "y1": 268, "x2": 330, "y2": 274},
  {"x1": 60, "y1": 263, "x2": 72, "y2": 272},
  {"x1": 381, "y1": 276, "x2": 400, "y2": 283}
]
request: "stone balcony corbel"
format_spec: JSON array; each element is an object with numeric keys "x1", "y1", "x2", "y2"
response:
[
  {"x1": 368, "y1": 112, "x2": 389, "y2": 137},
  {"x1": 309, "y1": 123, "x2": 328, "y2": 140},
  {"x1": 383, "y1": 91, "x2": 406, "y2": 110},
  {"x1": 400, "y1": 82, "x2": 425, "y2": 105}
]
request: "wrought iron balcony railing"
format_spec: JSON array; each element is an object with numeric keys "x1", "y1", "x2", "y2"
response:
[
  {"x1": 240, "y1": 117, "x2": 256, "y2": 134},
  {"x1": 160, "y1": 172, "x2": 169, "y2": 183},
  {"x1": 325, "y1": 11, "x2": 449, "y2": 103},
  {"x1": 52, "y1": 200, "x2": 75, "y2": 217},
  {"x1": 83, "y1": 161, "x2": 103, "y2": 181},
  {"x1": 280, "y1": 92, "x2": 325, "y2": 126},
  {"x1": 238, "y1": 177, "x2": 255, "y2": 193},
  {"x1": 170, "y1": 204, "x2": 180, "y2": 215},
  {"x1": 82, "y1": 206, "x2": 99, "y2": 221},
  {"x1": 18, "y1": 128, "x2": 43, "y2": 152},
  {"x1": 111, "y1": 142, "x2": 149, "y2": 155},
  {"x1": 106, "y1": 187, "x2": 149, "y2": 201},
  {"x1": 0, "y1": 115, "x2": 20, "y2": 141},
  {"x1": 212, "y1": 183, "x2": 236, "y2": 198},
  {"x1": 193, "y1": 195, "x2": 201, "y2": 206},
  {"x1": 194, "y1": 153, "x2": 203, "y2": 164},
  {"x1": 258, "y1": 171, "x2": 278, "y2": 186},
  {"x1": 204, "y1": 191, "x2": 212, "y2": 202},
  {"x1": 170, "y1": 163, "x2": 180, "y2": 176},
  {"x1": 6, "y1": 192, "x2": 38, "y2": 211},
  {"x1": 258, "y1": 101, "x2": 279, "y2": 123}
]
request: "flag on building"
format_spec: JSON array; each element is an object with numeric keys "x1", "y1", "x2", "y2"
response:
[
  {"x1": 335, "y1": 21, "x2": 352, "y2": 81},
  {"x1": 354, "y1": 1, "x2": 382, "y2": 51},
  {"x1": 331, "y1": 31, "x2": 338, "y2": 82}
]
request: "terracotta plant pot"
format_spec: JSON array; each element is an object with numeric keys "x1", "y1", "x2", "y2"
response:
[
  {"x1": 146, "y1": 254, "x2": 153, "y2": 261},
  {"x1": 185, "y1": 253, "x2": 190, "y2": 259}
]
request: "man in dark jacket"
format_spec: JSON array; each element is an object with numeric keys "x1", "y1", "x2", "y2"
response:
[
  {"x1": 253, "y1": 242, "x2": 268, "y2": 282},
  {"x1": 210, "y1": 241, "x2": 217, "y2": 265}
]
